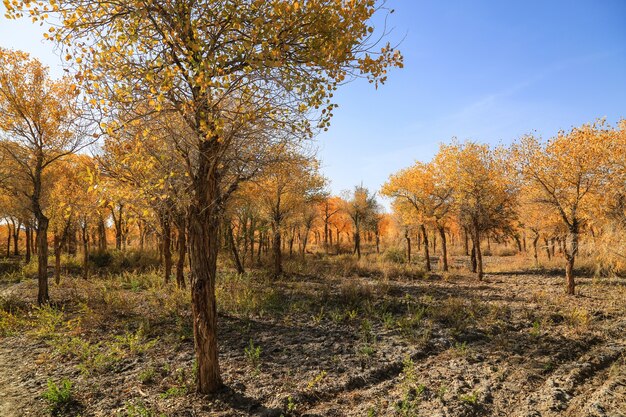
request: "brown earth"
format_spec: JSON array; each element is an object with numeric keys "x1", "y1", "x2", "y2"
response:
[{"x1": 0, "y1": 258, "x2": 624, "y2": 416}]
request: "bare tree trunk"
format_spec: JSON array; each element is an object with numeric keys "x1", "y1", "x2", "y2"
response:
[
  {"x1": 354, "y1": 230, "x2": 361, "y2": 260},
  {"x1": 228, "y1": 223, "x2": 244, "y2": 275},
  {"x1": 82, "y1": 222, "x2": 89, "y2": 279},
  {"x1": 187, "y1": 152, "x2": 222, "y2": 393},
  {"x1": 98, "y1": 216, "x2": 107, "y2": 251},
  {"x1": 272, "y1": 224, "x2": 282, "y2": 277},
  {"x1": 36, "y1": 216, "x2": 50, "y2": 305},
  {"x1": 25, "y1": 225, "x2": 31, "y2": 263},
  {"x1": 421, "y1": 224, "x2": 430, "y2": 272},
  {"x1": 161, "y1": 214, "x2": 172, "y2": 284},
  {"x1": 405, "y1": 230, "x2": 411, "y2": 263},
  {"x1": 12, "y1": 219, "x2": 21, "y2": 256},
  {"x1": 176, "y1": 219, "x2": 187, "y2": 289},
  {"x1": 532, "y1": 234, "x2": 539, "y2": 267},
  {"x1": 463, "y1": 227, "x2": 469, "y2": 256},
  {"x1": 564, "y1": 223, "x2": 579, "y2": 295},
  {"x1": 54, "y1": 233, "x2": 62, "y2": 285},
  {"x1": 473, "y1": 223, "x2": 483, "y2": 280},
  {"x1": 6, "y1": 222, "x2": 11, "y2": 258},
  {"x1": 543, "y1": 237, "x2": 551, "y2": 260},
  {"x1": 438, "y1": 225, "x2": 448, "y2": 272}
]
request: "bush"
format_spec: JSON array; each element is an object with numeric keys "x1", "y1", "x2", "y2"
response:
[
  {"x1": 384, "y1": 247, "x2": 407, "y2": 264},
  {"x1": 42, "y1": 378, "x2": 73, "y2": 415}
]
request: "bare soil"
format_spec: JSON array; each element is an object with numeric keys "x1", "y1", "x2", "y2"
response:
[{"x1": 0, "y1": 259, "x2": 624, "y2": 416}]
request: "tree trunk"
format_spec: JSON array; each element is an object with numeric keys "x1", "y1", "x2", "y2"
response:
[
  {"x1": 82, "y1": 222, "x2": 89, "y2": 280},
  {"x1": 12, "y1": 220, "x2": 21, "y2": 256},
  {"x1": 564, "y1": 223, "x2": 579, "y2": 295},
  {"x1": 470, "y1": 245, "x2": 477, "y2": 273},
  {"x1": 161, "y1": 214, "x2": 172, "y2": 284},
  {"x1": 354, "y1": 230, "x2": 361, "y2": 260},
  {"x1": 532, "y1": 234, "x2": 539, "y2": 267},
  {"x1": 228, "y1": 223, "x2": 244, "y2": 275},
  {"x1": 463, "y1": 227, "x2": 469, "y2": 256},
  {"x1": 6, "y1": 223, "x2": 11, "y2": 258},
  {"x1": 54, "y1": 233, "x2": 62, "y2": 285},
  {"x1": 25, "y1": 226, "x2": 31, "y2": 263},
  {"x1": 36, "y1": 216, "x2": 50, "y2": 305},
  {"x1": 543, "y1": 238, "x2": 551, "y2": 260},
  {"x1": 438, "y1": 225, "x2": 448, "y2": 272},
  {"x1": 98, "y1": 216, "x2": 107, "y2": 251},
  {"x1": 272, "y1": 224, "x2": 282, "y2": 277},
  {"x1": 473, "y1": 224, "x2": 483, "y2": 280},
  {"x1": 405, "y1": 231, "x2": 411, "y2": 263},
  {"x1": 176, "y1": 220, "x2": 187, "y2": 289},
  {"x1": 421, "y1": 224, "x2": 430, "y2": 272},
  {"x1": 187, "y1": 150, "x2": 222, "y2": 393}
]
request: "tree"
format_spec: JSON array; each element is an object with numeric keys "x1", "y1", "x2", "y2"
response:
[
  {"x1": 6, "y1": 0, "x2": 402, "y2": 392},
  {"x1": 382, "y1": 161, "x2": 454, "y2": 271},
  {"x1": 437, "y1": 141, "x2": 516, "y2": 280},
  {"x1": 344, "y1": 185, "x2": 380, "y2": 260},
  {"x1": 0, "y1": 48, "x2": 88, "y2": 305},
  {"x1": 253, "y1": 150, "x2": 325, "y2": 277},
  {"x1": 514, "y1": 121, "x2": 614, "y2": 294}
]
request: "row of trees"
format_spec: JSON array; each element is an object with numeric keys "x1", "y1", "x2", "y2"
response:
[{"x1": 383, "y1": 120, "x2": 626, "y2": 294}]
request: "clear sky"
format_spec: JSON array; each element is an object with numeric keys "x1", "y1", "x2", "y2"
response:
[{"x1": 1, "y1": 1, "x2": 625, "y2": 205}]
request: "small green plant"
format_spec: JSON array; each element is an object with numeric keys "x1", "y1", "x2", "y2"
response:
[
  {"x1": 530, "y1": 320, "x2": 541, "y2": 337},
  {"x1": 159, "y1": 385, "x2": 187, "y2": 399},
  {"x1": 244, "y1": 338, "x2": 261, "y2": 367},
  {"x1": 123, "y1": 400, "x2": 165, "y2": 417},
  {"x1": 459, "y1": 391, "x2": 479, "y2": 405},
  {"x1": 345, "y1": 308, "x2": 358, "y2": 321},
  {"x1": 306, "y1": 370, "x2": 327, "y2": 390},
  {"x1": 381, "y1": 311, "x2": 395, "y2": 329},
  {"x1": 286, "y1": 395, "x2": 297, "y2": 412},
  {"x1": 451, "y1": 341, "x2": 469, "y2": 357},
  {"x1": 42, "y1": 378, "x2": 73, "y2": 415},
  {"x1": 311, "y1": 307, "x2": 325, "y2": 325},
  {"x1": 138, "y1": 367, "x2": 156, "y2": 384}
]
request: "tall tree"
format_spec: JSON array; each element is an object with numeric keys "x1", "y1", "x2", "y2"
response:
[
  {"x1": 514, "y1": 121, "x2": 613, "y2": 294},
  {"x1": 0, "y1": 48, "x2": 88, "y2": 304},
  {"x1": 6, "y1": 0, "x2": 402, "y2": 392}
]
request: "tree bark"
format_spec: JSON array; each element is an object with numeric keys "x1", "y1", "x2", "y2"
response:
[
  {"x1": 438, "y1": 225, "x2": 448, "y2": 272},
  {"x1": 82, "y1": 222, "x2": 89, "y2": 280},
  {"x1": 175, "y1": 219, "x2": 187, "y2": 289},
  {"x1": 532, "y1": 233, "x2": 539, "y2": 267},
  {"x1": 161, "y1": 214, "x2": 172, "y2": 284},
  {"x1": 36, "y1": 216, "x2": 50, "y2": 305},
  {"x1": 25, "y1": 226, "x2": 31, "y2": 263},
  {"x1": 405, "y1": 230, "x2": 411, "y2": 263},
  {"x1": 188, "y1": 157, "x2": 222, "y2": 393},
  {"x1": 54, "y1": 233, "x2": 62, "y2": 285},
  {"x1": 421, "y1": 224, "x2": 430, "y2": 272},
  {"x1": 272, "y1": 224, "x2": 282, "y2": 277},
  {"x1": 228, "y1": 223, "x2": 244, "y2": 275},
  {"x1": 564, "y1": 222, "x2": 579, "y2": 295},
  {"x1": 473, "y1": 223, "x2": 484, "y2": 280}
]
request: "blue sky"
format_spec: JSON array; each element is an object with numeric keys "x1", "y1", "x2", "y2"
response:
[{"x1": 1, "y1": 1, "x2": 625, "y2": 206}]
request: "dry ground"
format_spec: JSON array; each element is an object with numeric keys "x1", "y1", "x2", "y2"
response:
[{"x1": 0, "y1": 255, "x2": 624, "y2": 416}]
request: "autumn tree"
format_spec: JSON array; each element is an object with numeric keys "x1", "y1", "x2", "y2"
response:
[
  {"x1": 253, "y1": 150, "x2": 325, "y2": 277},
  {"x1": 382, "y1": 161, "x2": 454, "y2": 271},
  {"x1": 343, "y1": 185, "x2": 380, "y2": 260},
  {"x1": 514, "y1": 121, "x2": 614, "y2": 294},
  {"x1": 437, "y1": 141, "x2": 516, "y2": 280},
  {"x1": 0, "y1": 48, "x2": 88, "y2": 304},
  {"x1": 8, "y1": 0, "x2": 402, "y2": 392}
]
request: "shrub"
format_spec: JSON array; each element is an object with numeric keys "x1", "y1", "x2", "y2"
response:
[
  {"x1": 384, "y1": 247, "x2": 407, "y2": 264},
  {"x1": 42, "y1": 378, "x2": 73, "y2": 415}
]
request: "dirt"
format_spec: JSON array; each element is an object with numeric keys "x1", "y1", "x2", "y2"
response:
[{"x1": 0, "y1": 263, "x2": 625, "y2": 416}]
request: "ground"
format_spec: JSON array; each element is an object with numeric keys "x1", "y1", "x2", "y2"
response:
[{"x1": 0, "y1": 255, "x2": 625, "y2": 416}]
